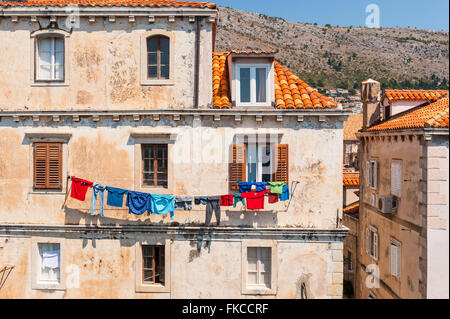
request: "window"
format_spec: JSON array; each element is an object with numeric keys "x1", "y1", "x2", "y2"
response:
[
  {"x1": 33, "y1": 142, "x2": 62, "y2": 190},
  {"x1": 390, "y1": 239, "x2": 401, "y2": 278},
  {"x1": 247, "y1": 247, "x2": 272, "y2": 289},
  {"x1": 347, "y1": 251, "x2": 353, "y2": 271},
  {"x1": 391, "y1": 160, "x2": 402, "y2": 198},
  {"x1": 236, "y1": 64, "x2": 271, "y2": 106},
  {"x1": 36, "y1": 36, "x2": 64, "y2": 81},
  {"x1": 142, "y1": 245, "x2": 165, "y2": 285},
  {"x1": 366, "y1": 227, "x2": 378, "y2": 260},
  {"x1": 147, "y1": 36, "x2": 170, "y2": 80},
  {"x1": 38, "y1": 243, "x2": 60, "y2": 284},
  {"x1": 229, "y1": 143, "x2": 288, "y2": 191},
  {"x1": 142, "y1": 144, "x2": 168, "y2": 188},
  {"x1": 366, "y1": 160, "x2": 378, "y2": 189}
]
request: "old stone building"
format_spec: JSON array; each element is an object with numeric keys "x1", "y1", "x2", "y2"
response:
[
  {"x1": 0, "y1": 1, "x2": 349, "y2": 299},
  {"x1": 356, "y1": 82, "x2": 449, "y2": 299}
]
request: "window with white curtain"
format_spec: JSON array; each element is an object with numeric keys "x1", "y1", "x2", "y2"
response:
[
  {"x1": 390, "y1": 239, "x2": 401, "y2": 278},
  {"x1": 391, "y1": 160, "x2": 402, "y2": 198},
  {"x1": 38, "y1": 243, "x2": 61, "y2": 283},
  {"x1": 37, "y1": 36, "x2": 64, "y2": 81},
  {"x1": 366, "y1": 160, "x2": 378, "y2": 189},
  {"x1": 236, "y1": 64, "x2": 271, "y2": 106}
]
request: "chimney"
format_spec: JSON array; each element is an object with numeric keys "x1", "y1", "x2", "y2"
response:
[{"x1": 361, "y1": 79, "x2": 381, "y2": 129}]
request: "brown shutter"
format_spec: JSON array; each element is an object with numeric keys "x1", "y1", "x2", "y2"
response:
[
  {"x1": 229, "y1": 144, "x2": 246, "y2": 191},
  {"x1": 33, "y1": 142, "x2": 62, "y2": 190},
  {"x1": 275, "y1": 144, "x2": 289, "y2": 186}
]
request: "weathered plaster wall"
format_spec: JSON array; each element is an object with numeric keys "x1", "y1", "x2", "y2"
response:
[
  {"x1": 0, "y1": 16, "x2": 213, "y2": 111},
  {"x1": 0, "y1": 116, "x2": 343, "y2": 229},
  {"x1": 0, "y1": 234, "x2": 343, "y2": 299},
  {"x1": 342, "y1": 213, "x2": 358, "y2": 296},
  {"x1": 426, "y1": 136, "x2": 449, "y2": 299}
]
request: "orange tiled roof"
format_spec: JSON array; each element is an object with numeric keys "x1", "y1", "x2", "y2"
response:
[
  {"x1": 343, "y1": 172, "x2": 360, "y2": 187},
  {"x1": 368, "y1": 96, "x2": 449, "y2": 132},
  {"x1": 212, "y1": 51, "x2": 338, "y2": 109},
  {"x1": 343, "y1": 202, "x2": 359, "y2": 218},
  {"x1": 0, "y1": 0, "x2": 216, "y2": 8},
  {"x1": 384, "y1": 89, "x2": 448, "y2": 102},
  {"x1": 343, "y1": 114, "x2": 363, "y2": 140}
]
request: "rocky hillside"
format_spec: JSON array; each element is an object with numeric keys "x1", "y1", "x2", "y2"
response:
[{"x1": 215, "y1": 6, "x2": 449, "y2": 91}]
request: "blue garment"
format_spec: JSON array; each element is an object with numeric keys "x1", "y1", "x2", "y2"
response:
[
  {"x1": 280, "y1": 185, "x2": 290, "y2": 202},
  {"x1": 195, "y1": 196, "x2": 208, "y2": 205},
  {"x1": 150, "y1": 194, "x2": 175, "y2": 219},
  {"x1": 90, "y1": 183, "x2": 106, "y2": 217},
  {"x1": 238, "y1": 182, "x2": 267, "y2": 193},
  {"x1": 106, "y1": 186, "x2": 128, "y2": 207},
  {"x1": 126, "y1": 191, "x2": 151, "y2": 215}
]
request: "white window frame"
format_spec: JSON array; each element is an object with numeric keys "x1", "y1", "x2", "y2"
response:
[
  {"x1": 241, "y1": 240, "x2": 278, "y2": 295},
  {"x1": 366, "y1": 226, "x2": 378, "y2": 260},
  {"x1": 236, "y1": 63, "x2": 272, "y2": 107},
  {"x1": 31, "y1": 237, "x2": 66, "y2": 291},
  {"x1": 135, "y1": 238, "x2": 171, "y2": 293},
  {"x1": 391, "y1": 160, "x2": 402, "y2": 198},
  {"x1": 246, "y1": 143, "x2": 275, "y2": 183},
  {"x1": 390, "y1": 239, "x2": 401, "y2": 278},
  {"x1": 30, "y1": 29, "x2": 70, "y2": 87}
]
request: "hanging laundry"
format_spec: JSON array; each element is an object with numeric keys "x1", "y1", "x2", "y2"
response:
[
  {"x1": 175, "y1": 196, "x2": 193, "y2": 211},
  {"x1": 241, "y1": 190, "x2": 268, "y2": 210},
  {"x1": 42, "y1": 250, "x2": 60, "y2": 269},
  {"x1": 268, "y1": 193, "x2": 279, "y2": 204},
  {"x1": 90, "y1": 183, "x2": 106, "y2": 217},
  {"x1": 150, "y1": 194, "x2": 175, "y2": 219},
  {"x1": 194, "y1": 196, "x2": 208, "y2": 205},
  {"x1": 233, "y1": 193, "x2": 246, "y2": 208},
  {"x1": 205, "y1": 196, "x2": 221, "y2": 226},
  {"x1": 126, "y1": 191, "x2": 152, "y2": 215},
  {"x1": 106, "y1": 186, "x2": 128, "y2": 207},
  {"x1": 280, "y1": 185, "x2": 290, "y2": 202},
  {"x1": 70, "y1": 177, "x2": 93, "y2": 201},
  {"x1": 268, "y1": 182, "x2": 285, "y2": 194},
  {"x1": 238, "y1": 182, "x2": 267, "y2": 193},
  {"x1": 220, "y1": 194, "x2": 233, "y2": 207}
]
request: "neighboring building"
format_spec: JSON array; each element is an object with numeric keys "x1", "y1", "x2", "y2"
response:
[
  {"x1": 0, "y1": 1, "x2": 349, "y2": 298},
  {"x1": 343, "y1": 114, "x2": 363, "y2": 170},
  {"x1": 343, "y1": 201, "x2": 359, "y2": 299},
  {"x1": 356, "y1": 80, "x2": 449, "y2": 299}
]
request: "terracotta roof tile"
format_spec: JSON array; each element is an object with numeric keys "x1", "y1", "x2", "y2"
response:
[
  {"x1": 212, "y1": 51, "x2": 337, "y2": 110},
  {"x1": 343, "y1": 172, "x2": 360, "y2": 187},
  {"x1": 343, "y1": 202, "x2": 359, "y2": 218},
  {"x1": 0, "y1": 0, "x2": 216, "y2": 8},
  {"x1": 368, "y1": 96, "x2": 449, "y2": 132},
  {"x1": 384, "y1": 89, "x2": 448, "y2": 102},
  {"x1": 343, "y1": 114, "x2": 363, "y2": 140}
]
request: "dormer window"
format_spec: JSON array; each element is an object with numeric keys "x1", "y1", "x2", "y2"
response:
[{"x1": 236, "y1": 64, "x2": 271, "y2": 107}]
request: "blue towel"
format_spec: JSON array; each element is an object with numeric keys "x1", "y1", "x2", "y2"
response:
[
  {"x1": 150, "y1": 194, "x2": 175, "y2": 219},
  {"x1": 106, "y1": 186, "x2": 128, "y2": 207},
  {"x1": 238, "y1": 182, "x2": 267, "y2": 193},
  {"x1": 280, "y1": 185, "x2": 290, "y2": 202},
  {"x1": 126, "y1": 191, "x2": 152, "y2": 215}
]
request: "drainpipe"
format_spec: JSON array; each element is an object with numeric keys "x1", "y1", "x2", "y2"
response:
[{"x1": 194, "y1": 17, "x2": 201, "y2": 108}]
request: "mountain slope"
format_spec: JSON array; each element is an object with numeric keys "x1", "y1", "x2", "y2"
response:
[{"x1": 215, "y1": 6, "x2": 449, "y2": 91}]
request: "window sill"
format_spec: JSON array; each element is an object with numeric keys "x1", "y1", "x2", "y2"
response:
[
  {"x1": 135, "y1": 283, "x2": 170, "y2": 293},
  {"x1": 32, "y1": 283, "x2": 65, "y2": 291},
  {"x1": 29, "y1": 191, "x2": 66, "y2": 196},
  {"x1": 31, "y1": 81, "x2": 69, "y2": 87},
  {"x1": 140, "y1": 79, "x2": 174, "y2": 86},
  {"x1": 137, "y1": 186, "x2": 170, "y2": 195},
  {"x1": 242, "y1": 287, "x2": 276, "y2": 296}
]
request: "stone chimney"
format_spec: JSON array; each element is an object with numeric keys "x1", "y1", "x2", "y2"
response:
[{"x1": 361, "y1": 79, "x2": 381, "y2": 129}]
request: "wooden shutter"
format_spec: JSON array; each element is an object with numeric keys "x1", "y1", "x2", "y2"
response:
[
  {"x1": 275, "y1": 144, "x2": 289, "y2": 185},
  {"x1": 391, "y1": 161, "x2": 402, "y2": 198},
  {"x1": 373, "y1": 161, "x2": 378, "y2": 190},
  {"x1": 366, "y1": 228, "x2": 370, "y2": 254},
  {"x1": 229, "y1": 144, "x2": 246, "y2": 191},
  {"x1": 33, "y1": 142, "x2": 62, "y2": 190}
]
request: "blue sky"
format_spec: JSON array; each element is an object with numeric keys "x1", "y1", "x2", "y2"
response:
[{"x1": 214, "y1": 0, "x2": 449, "y2": 31}]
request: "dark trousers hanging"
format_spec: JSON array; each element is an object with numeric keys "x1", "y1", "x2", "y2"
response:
[{"x1": 205, "y1": 196, "x2": 221, "y2": 226}]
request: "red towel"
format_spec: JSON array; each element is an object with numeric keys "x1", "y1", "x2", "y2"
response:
[
  {"x1": 70, "y1": 177, "x2": 93, "y2": 201},
  {"x1": 241, "y1": 190, "x2": 268, "y2": 210},
  {"x1": 220, "y1": 194, "x2": 234, "y2": 207},
  {"x1": 268, "y1": 193, "x2": 279, "y2": 204}
]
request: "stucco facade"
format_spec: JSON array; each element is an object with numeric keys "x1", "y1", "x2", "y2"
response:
[{"x1": 0, "y1": 2, "x2": 349, "y2": 299}]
